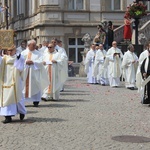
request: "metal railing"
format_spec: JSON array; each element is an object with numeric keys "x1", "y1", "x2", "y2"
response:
[{"x1": 114, "y1": 13, "x2": 150, "y2": 44}]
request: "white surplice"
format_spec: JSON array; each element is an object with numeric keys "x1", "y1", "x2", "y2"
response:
[
  {"x1": 93, "y1": 49, "x2": 109, "y2": 85},
  {"x1": 42, "y1": 50, "x2": 62, "y2": 100},
  {"x1": 84, "y1": 49, "x2": 97, "y2": 83},
  {"x1": 16, "y1": 46, "x2": 26, "y2": 54},
  {"x1": 39, "y1": 46, "x2": 47, "y2": 55},
  {"x1": 0, "y1": 55, "x2": 26, "y2": 116},
  {"x1": 106, "y1": 47, "x2": 123, "y2": 87},
  {"x1": 122, "y1": 50, "x2": 138, "y2": 88},
  {"x1": 138, "y1": 56, "x2": 150, "y2": 102},
  {"x1": 21, "y1": 49, "x2": 49, "y2": 103},
  {"x1": 56, "y1": 45, "x2": 68, "y2": 90},
  {"x1": 136, "y1": 50, "x2": 149, "y2": 91}
]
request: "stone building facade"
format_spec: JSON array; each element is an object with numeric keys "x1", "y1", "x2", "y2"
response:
[{"x1": 0, "y1": 0, "x2": 149, "y2": 64}]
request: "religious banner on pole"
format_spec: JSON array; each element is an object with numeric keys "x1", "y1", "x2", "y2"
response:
[{"x1": 0, "y1": 29, "x2": 14, "y2": 49}]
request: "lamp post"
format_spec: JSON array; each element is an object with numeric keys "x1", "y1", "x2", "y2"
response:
[
  {"x1": 134, "y1": 17, "x2": 140, "y2": 46},
  {"x1": 134, "y1": 0, "x2": 140, "y2": 45}
]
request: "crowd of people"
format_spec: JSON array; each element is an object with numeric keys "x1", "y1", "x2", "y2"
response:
[
  {"x1": 1, "y1": 32, "x2": 150, "y2": 124},
  {"x1": 0, "y1": 38, "x2": 68, "y2": 123},
  {"x1": 84, "y1": 41, "x2": 150, "y2": 106}
]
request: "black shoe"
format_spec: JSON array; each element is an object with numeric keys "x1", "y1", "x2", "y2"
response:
[
  {"x1": 101, "y1": 84, "x2": 105, "y2": 86},
  {"x1": 20, "y1": 114, "x2": 25, "y2": 121},
  {"x1": 33, "y1": 102, "x2": 39, "y2": 107},
  {"x1": 130, "y1": 87, "x2": 135, "y2": 90},
  {"x1": 41, "y1": 97, "x2": 47, "y2": 101},
  {"x1": 112, "y1": 86, "x2": 118, "y2": 88},
  {"x1": 3, "y1": 116, "x2": 12, "y2": 124}
]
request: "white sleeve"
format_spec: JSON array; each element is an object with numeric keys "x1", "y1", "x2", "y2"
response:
[
  {"x1": 14, "y1": 55, "x2": 25, "y2": 71},
  {"x1": 0, "y1": 56, "x2": 2, "y2": 64}
]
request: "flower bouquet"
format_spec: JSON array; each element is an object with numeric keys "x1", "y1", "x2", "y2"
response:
[{"x1": 124, "y1": 2, "x2": 147, "y2": 19}]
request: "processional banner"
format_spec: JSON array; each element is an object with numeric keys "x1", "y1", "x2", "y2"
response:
[{"x1": 0, "y1": 30, "x2": 14, "y2": 49}]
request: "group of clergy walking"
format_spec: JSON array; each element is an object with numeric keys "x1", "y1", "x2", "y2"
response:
[
  {"x1": 1, "y1": 38, "x2": 150, "y2": 124},
  {"x1": 0, "y1": 38, "x2": 68, "y2": 123},
  {"x1": 85, "y1": 41, "x2": 150, "y2": 106}
]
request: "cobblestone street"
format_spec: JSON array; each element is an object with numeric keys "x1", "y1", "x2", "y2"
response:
[{"x1": 0, "y1": 77, "x2": 150, "y2": 150}]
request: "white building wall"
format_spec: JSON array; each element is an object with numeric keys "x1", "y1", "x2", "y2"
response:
[
  {"x1": 90, "y1": 0, "x2": 101, "y2": 11},
  {"x1": 127, "y1": 0, "x2": 134, "y2": 6},
  {"x1": 7, "y1": 0, "x2": 136, "y2": 44},
  {"x1": 39, "y1": 0, "x2": 59, "y2": 5}
]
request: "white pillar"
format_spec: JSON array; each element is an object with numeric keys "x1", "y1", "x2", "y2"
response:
[
  {"x1": 29, "y1": 0, "x2": 32, "y2": 15},
  {"x1": 120, "y1": 0, "x2": 123, "y2": 11},
  {"x1": 22, "y1": 0, "x2": 25, "y2": 14},
  {"x1": 2, "y1": 0, "x2": 5, "y2": 22},
  {"x1": 17, "y1": 0, "x2": 20, "y2": 15},
  {"x1": 10, "y1": 0, "x2": 14, "y2": 18},
  {"x1": 31, "y1": 0, "x2": 35, "y2": 14}
]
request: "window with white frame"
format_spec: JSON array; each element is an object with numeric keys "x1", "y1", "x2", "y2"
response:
[
  {"x1": 105, "y1": 0, "x2": 121, "y2": 11},
  {"x1": 68, "y1": 0, "x2": 84, "y2": 10},
  {"x1": 68, "y1": 38, "x2": 84, "y2": 63}
]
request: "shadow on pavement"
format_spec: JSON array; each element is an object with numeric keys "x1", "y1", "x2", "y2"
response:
[
  {"x1": 27, "y1": 117, "x2": 67, "y2": 123},
  {"x1": 25, "y1": 103, "x2": 75, "y2": 108},
  {"x1": 39, "y1": 103, "x2": 75, "y2": 108},
  {"x1": 58, "y1": 99, "x2": 90, "y2": 102},
  {"x1": 60, "y1": 93, "x2": 90, "y2": 95},
  {"x1": 112, "y1": 135, "x2": 150, "y2": 143},
  {"x1": 27, "y1": 110, "x2": 38, "y2": 114},
  {"x1": 10, "y1": 118, "x2": 67, "y2": 123},
  {"x1": 61, "y1": 90, "x2": 88, "y2": 93}
]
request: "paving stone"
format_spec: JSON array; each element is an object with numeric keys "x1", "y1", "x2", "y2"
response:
[{"x1": 0, "y1": 77, "x2": 150, "y2": 150}]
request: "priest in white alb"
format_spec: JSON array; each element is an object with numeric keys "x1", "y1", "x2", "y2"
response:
[
  {"x1": 52, "y1": 39, "x2": 68, "y2": 91},
  {"x1": 84, "y1": 44, "x2": 97, "y2": 84},
  {"x1": 136, "y1": 42, "x2": 150, "y2": 91},
  {"x1": 0, "y1": 45, "x2": 26, "y2": 123},
  {"x1": 140, "y1": 52, "x2": 150, "y2": 105},
  {"x1": 122, "y1": 44, "x2": 138, "y2": 90},
  {"x1": 93, "y1": 44, "x2": 109, "y2": 85},
  {"x1": 21, "y1": 40, "x2": 49, "y2": 107},
  {"x1": 105, "y1": 41, "x2": 123, "y2": 87},
  {"x1": 42, "y1": 43, "x2": 62, "y2": 100}
]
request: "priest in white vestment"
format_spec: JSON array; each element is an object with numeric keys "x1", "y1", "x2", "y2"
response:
[
  {"x1": 21, "y1": 40, "x2": 49, "y2": 107},
  {"x1": 51, "y1": 39, "x2": 68, "y2": 91},
  {"x1": 122, "y1": 44, "x2": 138, "y2": 90},
  {"x1": 42, "y1": 43, "x2": 62, "y2": 100},
  {"x1": 93, "y1": 44, "x2": 109, "y2": 85},
  {"x1": 84, "y1": 44, "x2": 97, "y2": 84},
  {"x1": 56, "y1": 40, "x2": 68, "y2": 91},
  {"x1": 38, "y1": 41, "x2": 49, "y2": 54},
  {"x1": 0, "y1": 46, "x2": 26, "y2": 123},
  {"x1": 16, "y1": 41, "x2": 26, "y2": 54},
  {"x1": 105, "y1": 41, "x2": 123, "y2": 87},
  {"x1": 136, "y1": 45, "x2": 149, "y2": 91},
  {"x1": 140, "y1": 53, "x2": 150, "y2": 105}
]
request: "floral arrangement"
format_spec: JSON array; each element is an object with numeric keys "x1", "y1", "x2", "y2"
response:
[{"x1": 124, "y1": 2, "x2": 147, "y2": 19}]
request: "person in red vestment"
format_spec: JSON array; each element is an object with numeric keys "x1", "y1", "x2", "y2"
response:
[{"x1": 123, "y1": 16, "x2": 132, "y2": 40}]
